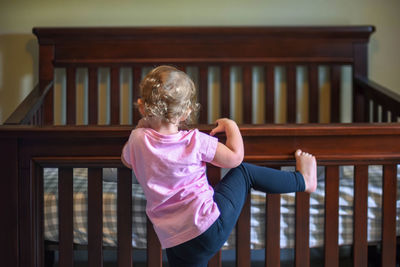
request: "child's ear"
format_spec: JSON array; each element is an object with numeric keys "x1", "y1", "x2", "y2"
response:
[{"x1": 137, "y1": 99, "x2": 145, "y2": 116}]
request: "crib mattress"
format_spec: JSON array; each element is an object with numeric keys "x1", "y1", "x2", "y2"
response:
[{"x1": 44, "y1": 165, "x2": 400, "y2": 250}]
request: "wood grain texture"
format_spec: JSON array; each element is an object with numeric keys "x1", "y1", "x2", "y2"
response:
[
  {"x1": 265, "y1": 194, "x2": 281, "y2": 267},
  {"x1": 353, "y1": 165, "x2": 368, "y2": 267},
  {"x1": 295, "y1": 192, "x2": 310, "y2": 267},
  {"x1": 381, "y1": 164, "x2": 397, "y2": 266},
  {"x1": 324, "y1": 166, "x2": 339, "y2": 267},
  {"x1": 117, "y1": 168, "x2": 132, "y2": 267},
  {"x1": 58, "y1": 168, "x2": 74, "y2": 267},
  {"x1": 88, "y1": 168, "x2": 103, "y2": 267}
]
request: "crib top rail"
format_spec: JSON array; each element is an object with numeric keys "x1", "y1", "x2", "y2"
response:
[
  {"x1": 2, "y1": 123, "x2": 400, "y2": 165},
  {"x1": 4, "y1": 82, "x2": 53, "y2": 125},
  {"x1": 354, "y1": 76, "x2": 400, "y2": 122},
  {"x1": 33, "y1": 26, "x2": 375, "y2": 65}
]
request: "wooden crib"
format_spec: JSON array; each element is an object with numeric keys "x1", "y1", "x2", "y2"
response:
[{"x1": 1, "y1": 26, "x2": 400, "y2": 267}]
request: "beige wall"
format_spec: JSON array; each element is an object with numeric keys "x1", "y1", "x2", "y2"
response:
[{"x1": 1, "y1": 0, "x2": 399, "y2": 123}]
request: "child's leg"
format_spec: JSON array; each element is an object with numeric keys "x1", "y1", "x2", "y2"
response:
[
  {"x1": 234, "y1": 149, "x2": 316, "y2": 194},
  {"x1": 165, "y1": 150, "x2": 317, "y2": 266},
  {"x1": 165, "y1": 161, "x2": 309, "y2": 266},
  {"x1": 210, "y1": 150, "x2": 317, "y2": 253}
]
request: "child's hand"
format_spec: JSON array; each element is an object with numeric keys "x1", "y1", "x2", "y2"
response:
[
  {"x1": 210, "y1": 118, "x2": 244, "y2": 168},
  {"x1": 210, "y1": 118, "x2": 235, "y2": 136}
]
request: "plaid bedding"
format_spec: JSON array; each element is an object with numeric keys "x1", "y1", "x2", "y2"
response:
[
  {"x1": 44, "y1": 168, "x2": 147, "y2": 248},
  {"x1": 44, "y1": 165, "x2": 400, "y2": 249}
]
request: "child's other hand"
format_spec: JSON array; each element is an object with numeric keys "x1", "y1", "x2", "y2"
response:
[{"x1": 210, "y1": 118, "x2": 235, "y2": 136}]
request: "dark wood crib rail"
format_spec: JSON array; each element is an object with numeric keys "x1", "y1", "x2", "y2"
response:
[
  {"x1": 4, "y1": 26, "x2": 400, "y2": 126},
  {"x1": 1, "y1": 124, "x2": 399, "y2": 267},
  {"x1": 354, "y1": 76, "x2": 400, "y2": 123}
]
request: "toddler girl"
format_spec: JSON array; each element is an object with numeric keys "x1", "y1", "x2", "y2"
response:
[{"x1": 121, "y1": 65, "x2": 317, "y2": 266}]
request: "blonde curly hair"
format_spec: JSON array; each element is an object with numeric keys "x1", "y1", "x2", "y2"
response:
[{"x1": 139, "y1": 65, "x2": 200, "y2": 125}]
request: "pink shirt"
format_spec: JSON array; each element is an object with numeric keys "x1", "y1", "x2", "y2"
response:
[{"x1": 122, "y1": 128, "x2": 220, "y2": 248}]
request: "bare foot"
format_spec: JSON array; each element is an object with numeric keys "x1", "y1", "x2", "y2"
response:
[{"x1": 295, "y1": 149, "x2": 317, "y2": 193}]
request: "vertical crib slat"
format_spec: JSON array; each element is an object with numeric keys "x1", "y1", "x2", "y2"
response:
[
  {"x1": 31, "y1": 112, "x2": 36, "y2": 126},
  {"x1": 368, "y1": 99, "x2": 373, "y2": 122},
  {"x1": 66, "y1": 67, "x2": 76, "y2": 125},
  {"x1": 236, "y1": 197, "x2": 251, "y2": 267},
  {"x1": 147, "y1": 219, "x2": 162, "y2": 267},
  {"x1": 265, "y1": 65, "x2": 275, "y2": 123},
  {"x1": 132, "y1": 67, "x2": 142, "y2": 125},
  {"x1": 353, "y1": 85, "x2": 369, "y2": 123},
  {"x1": 308, "y1": 64, "x2": 319, "y2": 123},
  {"x1": 32, "y1": 111, "x2": 37, "y2": 125},
  {"x1": 373, "y1": 102, "x2": 379, "y2": 122},
  {"x1": 265, "y1": 194, "x2": 281, "y2": 267},
  {"x1": 381, "y1": 164, "x2": 397, "y2": 266},
  {"x1": 382, "y1": 108, "x2": 388, "y2": 122},
  {"x1": 88, "y1": 168, "x2": 103, "y2": 267},
  {"x1": 39, "y1": 106, "x2": 44, "y2": 125},
  {"x1": 221, "y1": 65, "x2": 230, "y2": 118},
  {"x1": 35, "y1": 110, "x2": 40, "y2": 125},
  {"x1": 286, "y1": 65, "x2": 296, "y2": 123},
  {"x1": 43, "y1": 84, "x2": 54, "y2": 124},
  {"x1": 330, "y1": 65, "x2": 341, "y2": 123},
  {"x1": 35, "y1": 164, "x2": 44, "y2": 267},
  {"x1": 295, "y1": 192, "x2": 310, "y2": 267},
  {"x1": 324, "y1": 166, "x2": 339, "y2": 267},
  {"x1": 33, "y1": 105, "x2": 38, "y2": 125},
  {"x1": 117, "y1": 168, "x2": 132, "y2": 267},
  {"x1": 88, "y1": 68, "x2": 98, "y2": 125},
  {"x1": 353, "y1": 165, "x2": 368, "y2": 266},
  {"x1": 110, "y1": 67, "x2": 120, "y2": 125},
  {"x1": 58, "y1": 168, "x2": 74, "y2": 267},
  {"x1": 207, "y1": 165, "x2": 222, "y2": 267},
  {"x1": 392, "y1": 111, "x2": 399, "y2": 122},
  {"x1": 242, "y1": 65, "x2": 252, "y2": 124},
  {"x1": 198, "y1": 66, "x2": 209, "y2": 124}
]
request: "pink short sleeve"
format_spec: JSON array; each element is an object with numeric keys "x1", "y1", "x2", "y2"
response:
[
  {"x1": 122, "y1": 130, "x2": 134, "y2": 166},
  {"x1": 198, "y1": 130, "x2": 218, "y2": 163},
  {"x1": 122, "y1": 144, "x2": 130, "y2": 163}
]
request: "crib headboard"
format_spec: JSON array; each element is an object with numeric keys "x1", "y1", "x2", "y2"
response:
[{"x1": 30, "y1": 26, "x2": 377, "y2": 126}]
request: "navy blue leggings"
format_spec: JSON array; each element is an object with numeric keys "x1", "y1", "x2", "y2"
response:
[{"x1": 166, "y1": 162, "x2": 305, "y2": 267}]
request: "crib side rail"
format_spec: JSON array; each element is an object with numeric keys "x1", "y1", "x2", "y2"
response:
[
  {"x1": 354, "y1": 76, "x2": 400, "y2": 123},
  {"x1": 3, "y1": 81, "x2": 53, "y2": 125},
  {"x1": 1, "y1": 124, "x2": 400, "y2": 267}
]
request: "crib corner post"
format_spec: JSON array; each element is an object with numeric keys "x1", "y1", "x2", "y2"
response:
[
  {"x1": 38, "y1": 44, "x2": 55, "y2": 125},
  {"x1": 353, "y1": 42, "x2": 369, "y2": 123},
  {"x1": 0, "y1": 137, "x2": 19, "y2": 267}
]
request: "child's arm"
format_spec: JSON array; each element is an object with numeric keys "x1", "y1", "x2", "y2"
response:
[{"x1": 210, "y1": 118, "x2": 244, "y2": 168}]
